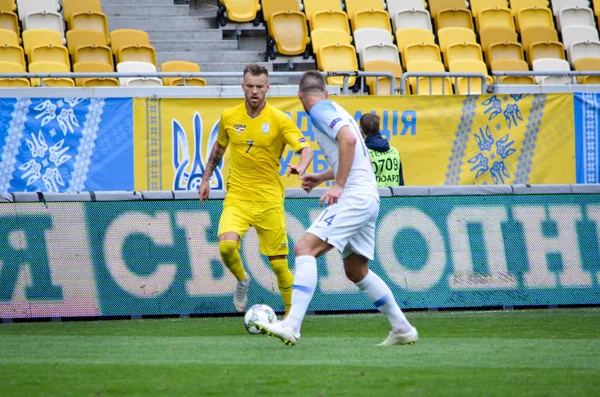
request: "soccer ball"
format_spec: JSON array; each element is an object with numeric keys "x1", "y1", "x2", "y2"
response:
[{"x1": 244, "y1": 304, "x2": 276, "y2": 334}]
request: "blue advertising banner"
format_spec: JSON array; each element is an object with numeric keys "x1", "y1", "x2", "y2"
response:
[
  {"x1": 575, "y1": 93, "x2": 600, "y2": 184},
  {"x1": 0, "y1": 98, "x2": 133, "y2": 193}
]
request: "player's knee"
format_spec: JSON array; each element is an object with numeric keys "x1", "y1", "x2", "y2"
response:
[
  {"x1": 294, "y1": 237, "x2": 314, "y2": 256},
  {"x1": 345, "y1": 267, "x2": 362, "y2": 283},
  {"x1": 218, "y1": 240, "x2": 238, "y2": 260}
]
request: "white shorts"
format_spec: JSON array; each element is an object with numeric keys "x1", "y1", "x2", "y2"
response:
[{"x1": 307, "y1": 194, "x2": 379, "y2": 260}]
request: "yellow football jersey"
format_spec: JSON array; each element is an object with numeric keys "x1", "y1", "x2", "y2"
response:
[{"x1": 218, "y1": 102, "x2": 309, "y2": 202}]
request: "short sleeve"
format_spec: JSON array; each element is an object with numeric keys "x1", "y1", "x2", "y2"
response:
[
  {"x1": 280, "y1": 113, "x2": 310, "y2": 153},
  {"x1": 217, "y1": 113, "x2": 229, "y2": 147},
  {"x1": 309, "y1": 101, "x2": 349, "y2": 140}
]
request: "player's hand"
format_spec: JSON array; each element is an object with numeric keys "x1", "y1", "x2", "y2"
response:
[
  {"x1": 198, "y1": 180, "x2": 210, "y2": 204},
  {"x1": 320, "y1": 184, "x2": 343, "y2": 207},
  {"x1": 300, "y1": 173, "x2": 321, "y2": 194},
  {"x1": 286, "y1": 164, "x2": 305, "y2": 177}
]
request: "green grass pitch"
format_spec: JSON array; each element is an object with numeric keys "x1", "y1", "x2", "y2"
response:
[{"x1": 0, "y1": 308, "x2": 599, "y2": 396}]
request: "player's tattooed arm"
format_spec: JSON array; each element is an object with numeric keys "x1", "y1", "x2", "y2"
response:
[{"x1": 202, "y1": 142, "x2": 227, "y2": 183}]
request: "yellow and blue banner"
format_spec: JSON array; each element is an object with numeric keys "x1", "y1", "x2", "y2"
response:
[
  {"x1": 133, "y1": 94, "x2": 575, "y2": 190},
  {"x1": 575, "y1": 93, "x2": 600, "y2": 184}
]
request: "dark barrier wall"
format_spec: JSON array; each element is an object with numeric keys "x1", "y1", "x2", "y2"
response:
[{"x1": 1, "y1": 186, "x2": 599, "y2": 319}]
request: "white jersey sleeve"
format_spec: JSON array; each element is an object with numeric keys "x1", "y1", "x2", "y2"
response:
[{"x1": 309, "y1": 100, "x2": 350, "y2": 140}]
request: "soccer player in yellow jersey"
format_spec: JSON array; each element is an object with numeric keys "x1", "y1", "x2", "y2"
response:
[{"x1": 199, "y1": 64, "x2": 313, "y2": 315}]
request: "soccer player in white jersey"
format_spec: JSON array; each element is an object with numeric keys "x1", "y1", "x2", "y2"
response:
[{"x1": 256, "y1": 71, "x2": 418, "y2": 346}]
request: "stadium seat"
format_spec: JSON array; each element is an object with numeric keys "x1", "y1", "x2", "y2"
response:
[
  {"x1": 487, "y1": 41, "x2": 525, "y2": 68},
  {"x1": 562, "y1": 26, "x2": 599, "y2": 64},
  {"x1": 0, "y1": 0, "x2": 15, "y2": 12},
  {"x1": 395, "y1": 28, "x2": 435, "y2": 67},
  {"x1": 0, "y1": 11, "x2": 19, "y2": 38},
  {"x1": 557, "y1": 6, "x2": 595, "y2": 30},
  {"x1": 116, "y1": 61, "x2": 162, "y2": 87},
  {"x1": 436, "y1": 8, "x2": 474, "y2": 30},
  {"x1": 344, "y1": 0, "x2": 386, "y2": 20},
  {"x1": 268, "y1": 10, "x2": 310, "y2": 56},
  {"x1": 119, "y1": 44, "x2": 156, "y2": 65},
  {"x1": 528, "y1": 40, "x2": 565, "y2": 64},
  {"x1": 318, "y1": 43, "x2": 359, "y2": 87},
  {"x1": 110, "y1": 29, "x2": 154, "y2": 64},
  {"x1": 62, "y1": 0, "x2": 103, "y2": 23},
  {"x1": 438, "y1": 27, "x2": 477, "y2": 67},
  {"x1": 393, "y1": 8, "x2": 432, "y2": 32},
  {"x1": 0, "y1": 61, "x2": 29, "y2": 87},
  {"x1": 0, "y1": 43, "x2": 24, "y2": 67},
  {"x1": 70, "y1": 11, "x2": 109, "y2": 43},
  {"x1": 478, "y1": 7, "x2": 515, "y2": 31},
  {"x1": 516, "y1": 6, "x2": 554, "y2": 31},
  {"x1": 161, "y1": 60, "x2": 207, "y2": 86},
  {"x1": 218, "y1": 0, "x2": 261, "y2": 23},
  {"x1": 30, "y1": 44, "x2": 70, "y2": 68},
  {"x1": 449, "y1": 59, "x2": 493, "y2": 94},
  {"x1": 574, "y1": 57, "x2": 600, "y2": 84},
  {"x1": 406, "y1": 60, "x2": 453, "y2": 95},
  {"x1": 352, "y1": 9, "x2": 392, "y2": 33},
  {"x1": 66, "y1": 29, "x2": 107, "y2": 55},
  {"x1": 387, "y1": 0, "x2": 426, "y2": 22},
  {"x1": 22, "y1": 29, "x2": 62, "y2": 59},
  {"x1": 261, "y1": 0, "x2": 301, "y2": 23},
  {"x1": 491, "y1": 58, "x2": 536, "y2": 84},
  {"x1": 447, "y1": 42, "x2": 485, "y2": 65},
  {"x1": 520, "y1": 26, "x2": 558, "y2": 56},
  {"x1": 569, "y1": 41, "x2": 600, "y2": 66},
  {"x1": 29, "y1": 61, "x2": 74, "y2": 87},
  {"x1": 479, "y1": 27, "x2": 518, "y2": 53},
  {"x1": 362, "y1": 43, "x2": 401, "y2": 67},
  {"x1": 303, "y1": 0, "x2": 343, "y2": 22},
  {"x1": 428, "y1": 0, "x2": 467, "y2": 18},
  {"x1": 509, "y1": 0, "x2": 548, "y2": 16},
  {"x1": 0, "y1": 29, "x2": 18, "y2": 45},
  {"x1": 405, "y1": 42, "x2": 442, "y2": 65},
  {"x1": 73, "y1": 61, "x2": 119, "y2": 87},
  {"x1": 550, "y1": 0, "x2": 590, "y2": 15},
  {"x1": 311, "y1": 28, "x2": 352, "y2": 56},
  {"x1": 16, "y1": 0, "x2": 59, "y2": 21},
  {"x1": 353, "y1": 28, "x2": 395, "y2": 67},
  {"x1": 364, "y1": 59, "x2": 402, "y2": 95},
  {"x1": 74, "y1": 44, "x2": 113, "y2": 67},
  {"x1": 310, "y1": 10, "x2": 350, "y2": 34},
  {"x1": 532, "y1": 58, "x2": 572, "y2": 84},
  {"x1": 23, "y1": 11, "x2": 65, "y2": 39},
  {"x1": 471, "y1": 0, "x2": 508, "y2": 19}
]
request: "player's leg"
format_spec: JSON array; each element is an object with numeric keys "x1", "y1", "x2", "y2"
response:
[
  {"x1": 267, "y1": 255, "x2": 293, "y2": 316},
  {"x1": 219, "y1": 200, "x2": 252, "y2": 312}
]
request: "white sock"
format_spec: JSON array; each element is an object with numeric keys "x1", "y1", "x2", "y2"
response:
[
  {"x1": 283, "y1": 255, "x2": 317, "y2": 335},
  {"x1": 355, "y1": 270, "x2": 412, "y2": 334}
]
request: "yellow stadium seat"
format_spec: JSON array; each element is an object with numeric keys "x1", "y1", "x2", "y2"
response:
[
  {"x1": 593, "y1": 0, "x2": 600, "y2": 16},
  {"x1": 491, "y1": 58, "x2": 536, "y2": 84},
  {"x1": 471, "y1": 0, "x2": 508, "y2": 18},
  {"x1": 119, "y1": 44, "x2": 156, "y2": 65},
  {"x1": 479, "y1": 27, "x2": 517, "y2": 53},
  {"x1": 62, "y1": 0, "x2": 102, "y2": 23},
  {"x1": 405, "y1": 42, "x2": 442, "y2": 65},
  {"x1": 303, "y1": 0, "x2": 344, "y2": 21},
  {"x1": 161, "y1": 60, "x2": 207, "y2": 86},
  {"x1": 352, "y1": 9, "x2": 392, "y2": 33},
  {"x1": 0, "y1": 43, "x2": 24, "y2": 66},
  {"x1": 406, "y1": 60, "x2": 453, "y2": 95},
  {"x1": 574, "y1": 57, "x2": 600, "y2": 84},
  {"x1": 66, "y1": 29, "x2": 107, "y2": 55},
  {"x1": 318, "y1": 43, "x2": 358, "y2": 87},
  {"x1": 516, "y1": 6, "x2": 554, "y2": 31},
  {"x1": 438, "y1": 27, "x2": 477, "y2": 67},
  {"x1": 447, "y1": 42, "x2": 484, "y2": 65},
  {"x1": 0, "y1": 0, "x2": 15, "y2": 12},
  {"x1": 261, "y1": 0, "x2": 301, "y2": 23},
  {"x1": 478, "y1": 7, "x2": 515, "y2": 31},
  {"x1": 0, "y1": 29, "x2": 18, "y2": 45},
  {"x1": 31, "y1": 44, "x2": 70, "y2": 68},
  {"x1": 344, "y1": 0, "x2": 386, "y2": 20},
  {"x1": 70, "y1": 11, "x2": 109, "y2": 44},
  {"x1": 110, "y1": 29, "x2": 156, "y2": 64},
  {"x1": 364, "y1": 60, "x2": 402, "y2": 95},
  {"x1": 22, "y1": 29, "x2": 62, "y2": 59},
  {"x1": 509, "y1": 0, "x2": 548, "y2": 15},
  {"x1": 0, "y1": 61, "x2": 29, "y2": 87},
  {"x1": 310, "y1": 10, "x2": 350, "y2": 34},
  {"x1": 268, "y1": 10, "x2": 310, "y2": 56},
  {"x1": 435, "y1": 8, "x2": 474, "y2": 30},
  {"x1": 520, "y1": 26, "x2": 557, "y2": 56},
  {"x1": 218, "y1": 0, "x2": 260, "y2": 23},
  {"x1": 311, "y1": 28, "x2": 352, "y2": 55},
  {"x1": 28, "y1": 61, "x2": 74, "y2": 87},
  {"x1": 528, "y1": 40, "x2": 565, "y2": 64},
  {"x1": 429, "y1": 0, "x2": 466, "y2": 18},
  {"x1": 73, "y1": 61, "x2": 118, "y2": 87},
  {"x1": 449, "y1": 59, "x2": 493, "y2": 94},
  {"x1": 74, "y1": 44, "x2": 113, "y2": 68},
  {"x1": 0, "y1": 11, "x2": 19, "y2": 38},
  {"x1": 487, "y1": 41, "x2": 524, "y2": 68},
  {"x1": 395, "y1": 28, "x2": 435, "y2": 67}
]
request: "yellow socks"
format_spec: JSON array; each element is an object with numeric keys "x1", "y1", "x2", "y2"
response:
[
  {"x1": 270, "y1": 258, "x2": 294, "y2": 316},
  {"x1": 218, "y1": 240, "x2": 247, "y2": 282}
]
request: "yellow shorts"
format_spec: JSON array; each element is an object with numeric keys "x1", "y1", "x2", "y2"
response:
[{"x1": 218, "y1": 198, "x2": 289, "y2": 256}]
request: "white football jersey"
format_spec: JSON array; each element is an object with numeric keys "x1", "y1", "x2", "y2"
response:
[{"x1": 309, "y1": 100, "x2": 378, "y2": 199}]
